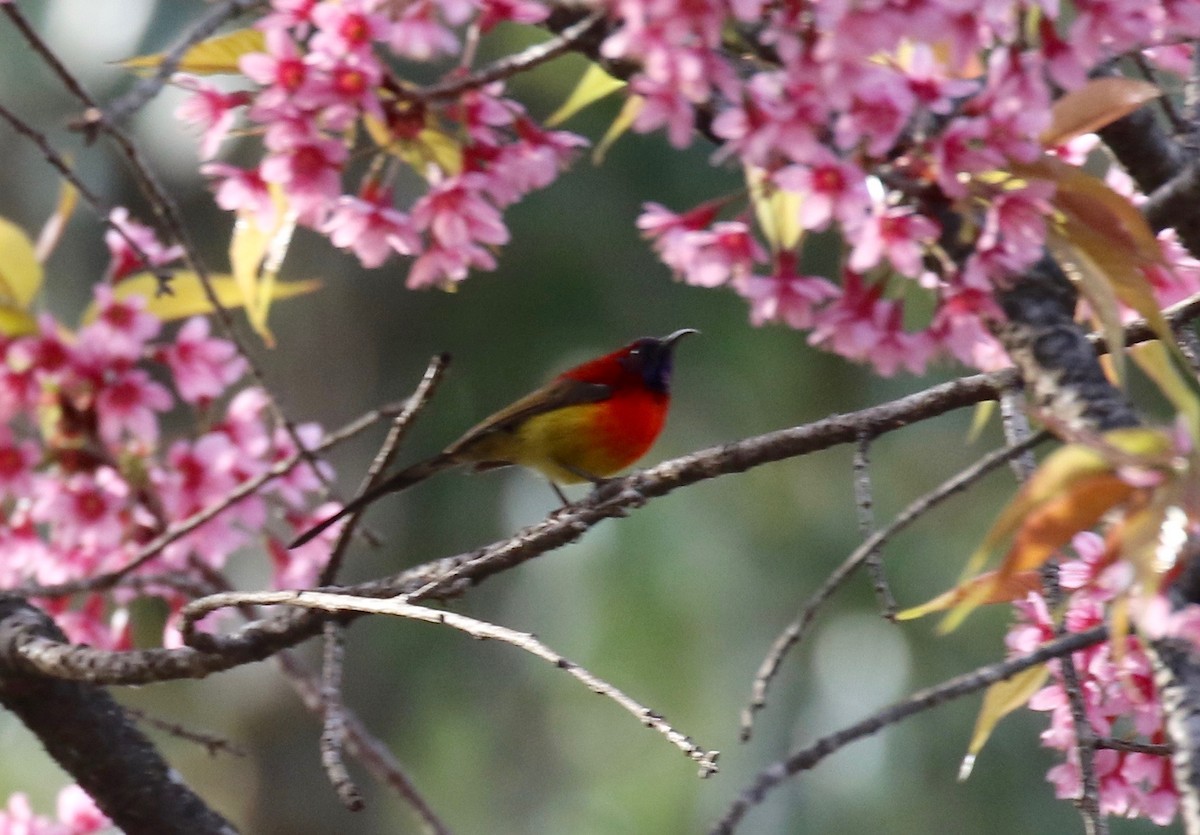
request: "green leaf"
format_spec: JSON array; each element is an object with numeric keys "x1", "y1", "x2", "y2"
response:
[
  {"x1": 0, "y1": 216, "x2": 43, "y2": 310},
  {"x1": 121, "y1": 28, "x2": 265, "y2": 75},
  {"x1": 546, "y1": 63, "x2": 626, "y2": 127}
]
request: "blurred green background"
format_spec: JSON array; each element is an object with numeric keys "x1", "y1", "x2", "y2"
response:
[{"x1": 0, "y1": 3, "x2": 1169, "y2": 833}]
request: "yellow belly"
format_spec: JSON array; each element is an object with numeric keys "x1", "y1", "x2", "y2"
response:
[{"x1": 460, "y1": 403, "x2": 650, "y2": 484}]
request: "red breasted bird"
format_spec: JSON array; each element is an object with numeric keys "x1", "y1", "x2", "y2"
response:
[{"x1": 290, "y1": 328, "x2": 698, "y2": 549}]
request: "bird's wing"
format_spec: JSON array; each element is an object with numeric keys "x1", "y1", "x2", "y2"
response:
[{"x1": 445, "y1": 378, "x2": 612, "y2": 457}]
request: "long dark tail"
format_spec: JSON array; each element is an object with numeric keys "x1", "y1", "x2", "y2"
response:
[{"x1": 289, "y1": 452, "x2": 458, "y2": 549}]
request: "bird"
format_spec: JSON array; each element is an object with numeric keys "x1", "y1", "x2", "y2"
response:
[{"x1": 289, "y1": 328, "x2": 698, "y2": 549}]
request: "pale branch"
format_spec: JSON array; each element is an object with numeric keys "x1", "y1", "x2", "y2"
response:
[
  {"x1": 181, "y1": 590, "x2": 720, "y2": 777},
  {"x1": 0, "y1": 597, "x2": 237, "y2": 835},
  {"x1": 422, "y1": 11, "x2": 608, "y2": 100},
  {"x1": 123, "y1": 706, "x2": 247, "y2": 759},
  {"x1": 319, "y1": 622, "x2": 364, "y2": 811},
  {"x1": 713, "y1": 625, "x2": 1110, "y2": 834},
  {"x1": 319, "y1": 353, "x2": 451, "y2": 586},
  {"x1": 737, "y1": 430, "x2": 1050, "y2": 742},
  {"x1": 276, "y1": 652, "x2": 453, "y2": 835},
  {"x1": 96, "y1": 0, "x2": 263, "y2": 127}
]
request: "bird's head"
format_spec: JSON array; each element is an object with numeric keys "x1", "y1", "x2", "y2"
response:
[{"x1": 618, "y1": 328, "x2": 698, "y2": 393}]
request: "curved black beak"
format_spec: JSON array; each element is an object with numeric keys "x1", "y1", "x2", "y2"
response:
[{"x1": 660, "y1": 328, "x2": 699, "y2": 348}]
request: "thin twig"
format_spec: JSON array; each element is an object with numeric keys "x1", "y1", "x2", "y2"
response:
[
  {"x1": 96, "y1": 0, "x2": 262, "y2": 127},
  {"x1": 277, "y1": 652, "x2": 454, "y2": 835},
  {"x1": 739, "y1": 431, "x2": 1050, "y2": 742},
  {"x1": 319, "y1": 622, "x2": 364, "y2": 811},
  {"x1": 1094, "y1": 737, "x2": 1172, "y2": 757},
  {"x1": 319, "y1": 353, "x2": 451, "y2": 586},
  {"x1": 714, "y1": 626, "x2": 1109, "y2": 834},
  {"x1": 422, "y1": 11, "x2": 607, "y2": 100},
  {"x1": 123, "y1": 706, "x2": 247, "y2": 758},
  {"x1": 181, "y1": 590, "x2": 720, "y2": 776},
  {"x1": 0, "y1": 101, "x2": 172, "y2": 288},
  {"x1": 853, "y1": 433, "x2": 895, "y2": 618}
]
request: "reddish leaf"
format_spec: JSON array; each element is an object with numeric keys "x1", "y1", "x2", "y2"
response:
[{"x1": 1041, "y1": 77, "x2": 1160, "y2": 148}]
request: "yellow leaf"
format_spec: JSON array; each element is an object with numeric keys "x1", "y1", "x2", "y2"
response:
[
  {"x1": 1046, "y1": 228, "x2": 1128, "y2": 385},
  {"x1": 966, "y1": 400, "x2": 996, "y2": 444},
  {"x1": 0, "y1": 217, "x2": 43, "y2": 311},
  {"x1": 0, "y1": 304, "x2": 38, "y2": 336},
  {"x1": 959, "y1": 664, "x2": 1050, "y2": 781},
  {"x1": 896, "y1": 570, "x2": 1042, "y2": 621},
  {"x1": 1019, "y1": 156, "x2": 1176, "y2": 354},
  {"x1": 1041, "y1": 77, "x2": 1161, "y2": 148},
  {"x1": 121, "y1": 28, "x2": 266, "y2": 75},
  {"x1": 546, "y1": 63, "x2": 626, "y2": 127},
  {"x1": 80, "y1": 272, "x2": 320, "y2": 324},
  {"x1": 746, "y1": 165, "x2": 803, "y2": 252},
  {"x1": 1131, "y1": 341, "x2": 1200, "y2": 444},
  {"x1": 34, "y1": 179, "x2": 79, "y2": 264},
  {"x1": 365, "y1": 114, "x2": 463, "y2": 178},
  {"x1": 230, "y1": 189, "x2": 296, "y2": 347},
  {"x1": 594, "y1": 95, "x2": 642, "y2": 164}
]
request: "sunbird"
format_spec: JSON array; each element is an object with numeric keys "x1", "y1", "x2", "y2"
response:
[{"x1": 290, "y1": 329, "x2": 698, "y2": 548}]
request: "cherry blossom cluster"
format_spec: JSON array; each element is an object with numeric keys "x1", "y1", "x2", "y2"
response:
[
  {"x1": 1008, "y1": 533, "x2": 1180, "y2": 825},
  {"x1": 179, "y1": 0, "x2": 585, "y2": 288},
  {"x1": 606, "y1": 0, "x2": 1200, "y2": 374},
  {"x1": 0, "y1": 212, "x2": 339, "y2": 649},
  {"x1": 0, "y1": 785, "x2": 110, "y2": 835}
]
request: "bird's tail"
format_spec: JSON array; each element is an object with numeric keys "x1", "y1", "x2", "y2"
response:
[{"x1": 289, "y1": 452, "x2": 458, "y2": 549}]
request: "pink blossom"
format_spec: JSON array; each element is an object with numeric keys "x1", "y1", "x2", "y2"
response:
[
  {"x1": 407, "y1": 242, "x2": 497, "y2": 289},
  {"x1": 0, "y1": 426, "x2": 37, "y2": 498},
  {"x1": 55, "y1": 785, "x2": 110, "y2": 834},
  {"x1": 930, "y1": 117, "x2": 1005, "y2": 198},
  {"x1": 808, "y1": 272, "x2": 936, "y2": 375},
  {"x1": 158, "y1": 317, "x2": 248, "y2": 404},
  {"x1": 173, "y1": 75, "x2": 251, "y2": 160},
  {"x1": 737, "y1": 253, "x2": 839, "y2": 328},
  {"x1": 77, "y1": 286, "x2": 161, "y2": 363},
  {"x1": 322, "y1": 192, "x2": 420, "y2": 268},
  {"x1": 848, "y1": 206, "x2": 939, "y2": 278},
  {"x1": 775, "y1": 153, "x2": 871, "y2": 232},
  {"x1": 201, "y1": 163, "x2": 276, "y2": 227},
  {"x1": 310, "y1": 0, "x2": 389, "y2": 56},
  {"x1": 482, "y1": 119, "x2": 588, "y2": 205},
  {"x1": 834, "y1": 68, "x2": 916, "y2": 157},
  {"x1": 240, "y1": 29, "x2": 314, "y2": 117},
  {"x1": 258, "y1": 133, "x2": 347, "y2": 222},
  {"x1": 477, "y1": 0, "x2": 549, "y2": 33},
  {"x1": 386, "y1": 0, "x2": 459, "y2": 61},
  {"x1": 411, "y1": 173, "x2": 509, "y2": 250},
  {"x1": 32, "y1": 468, "x2": 129, "y2": 552},
  {"x1": 95, "y1": 367, "x2": 173, "y2": 449},
  {"x1": 104, "y1": 208, "x2": 184, "y2": 283}
]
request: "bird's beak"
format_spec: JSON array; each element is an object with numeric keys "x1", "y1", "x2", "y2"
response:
[{"x1": 661, "y1": 328, "x2": 699, "y2": 348}]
